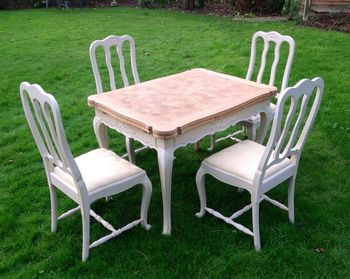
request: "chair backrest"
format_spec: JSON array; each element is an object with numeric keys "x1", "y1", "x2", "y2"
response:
[
  {"x1": 20, "y1": 82, "x2": 84, "y2": 193},
  {"x1": 89, "y1": 35, "x2": 140, "y2": 93},
  {"x1": 258, "y1": 77, "x2": 324, "y2": 175},
  {"x1": 246, "y1": 31, "x2": 295, "y2": 92}
]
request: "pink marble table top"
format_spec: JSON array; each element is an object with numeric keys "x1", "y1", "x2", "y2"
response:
[{"x1": 88, "y1": 68, "x2": 277, "y2": 138}]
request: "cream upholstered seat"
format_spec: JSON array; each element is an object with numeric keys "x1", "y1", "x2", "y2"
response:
[
  {"x1": 20, "y1": 82, "x2": 152, "y2": 261},
  {"x1": 53, "y1": 148, "x2": 144, "y2": 193},
  {"x1": 196, "y1": 78, "x2": 324, "y2": 251},
  {"x1": 203, "y1": 140, "x2": 292, "y2": 185}
]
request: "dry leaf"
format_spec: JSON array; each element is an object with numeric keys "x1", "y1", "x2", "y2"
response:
[{"x1": 314, "y1": 247, "x2": 326, "y2": 254}]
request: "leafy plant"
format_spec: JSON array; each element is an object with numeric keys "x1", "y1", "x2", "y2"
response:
[
  {"x1": 283, "y1": 0, "x2": 300, "y2": 19},
  {"x1": 138, "y1": 0, "x2": 156, "y2": 8},
  {"x1": 33, "y1": 0, "x2": 46, "y2": 8}
]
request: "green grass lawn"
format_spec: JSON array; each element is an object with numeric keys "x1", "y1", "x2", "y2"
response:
[{"x1": 1, "y1": 7, "x2": 350, "y2": 278}]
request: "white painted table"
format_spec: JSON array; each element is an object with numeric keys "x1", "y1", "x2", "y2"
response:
[{"x1": 88, "y1": 68, "x2": 276, "y2": 235}]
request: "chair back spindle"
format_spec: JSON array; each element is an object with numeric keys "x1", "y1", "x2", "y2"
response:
[
  {"x1": 20, "y1": 82, "x2": 84, "y2": 192},
  {"x1": 89, "y1": 35, "x2": 140, "y2": 93},
  {"x1": 258, "y1": 78, "x2": 324, "y2": 175},
  {"x1": 246, "y1": 31, "x2": 295, "y2": 92}
]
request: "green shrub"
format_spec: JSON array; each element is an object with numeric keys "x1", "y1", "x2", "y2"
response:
[
  {"x1": 283, "y1": 0, "x2": 300, "y2": 18},
  {"x1": 0, "y1": 0, "x2": 98, "y2": 9},
  {"x1": 0, "y1": 0, "x2": 49, "y2": 9},
  {"x1": 138, "y1": 0, "x2": 156, "y2": 8}
]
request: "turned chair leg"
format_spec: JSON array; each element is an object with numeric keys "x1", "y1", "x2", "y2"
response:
[
  {"x1": 288, "y1": 175, "x2": 296, "y2": 224},
  {"x1": 81, "y1": 206, "x2": 90, "y2": 262},
  {"x1": 49, "y1": 185, "x2": 57, "y2": 232},
  {"x1": 194, "y1": 141, "x2": 200, "y2": 151},
  {"x1": 126, "y1": 137, "x2": 136, "y2": 164},
  {"x1": 251, "y1": 199, "x2": 261, "y2": 251}
]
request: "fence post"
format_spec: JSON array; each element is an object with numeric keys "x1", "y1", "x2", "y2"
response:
[{"x1": 303, "y1": 0, "x2": 312, "y2": 20}]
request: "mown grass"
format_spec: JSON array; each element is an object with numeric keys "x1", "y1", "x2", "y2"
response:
[{"x1": 1, "y1": 7, "x2": 350, "y2": 278}]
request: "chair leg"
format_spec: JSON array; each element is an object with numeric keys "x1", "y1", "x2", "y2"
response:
[
  {"x1": 194, "y1": 141, "x2": 200, "y2": 151},
  {"x1": 49, "y1": 185, "x2": 57, "y2": 232},
  {"x1": 208, "y1": 135, "x2": 216, "y2": 151},
  {"x1": 126, "y1": 137, "x2": 136, "y2": 164},
  {"x1": 288, "y1": 175, "x2": 296, "y2": 224},
  {"x1": 252, "y1": 200, "x2": 261, "y2": 251},
  {"x1": 81, "y1": 206, "x2": 90, "y2": 262},
  {"x1": 140, "y1": 176, "x2": 152, "y2": 230},
  {"x1": 105, "y1": 196, "x2": 113, "y2": 202},
  {"x1": 195, "y1": 167, "x2": 207, "y2": 218}
]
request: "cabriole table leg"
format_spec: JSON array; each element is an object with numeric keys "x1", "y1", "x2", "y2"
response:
[
  {"x1": 93, "y1": 116, "x2": 109, "y2": 149},
  {"x1": 256, "y1": 107, "x2": 273, "y2": 144},
  {"x1": 156, "y1": 139, "x2": 175, "y2": 235}
]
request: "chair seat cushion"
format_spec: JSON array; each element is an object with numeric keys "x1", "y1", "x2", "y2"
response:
[
  {"x1": 203, "y1": 140, "x2": 292, "y2": 182},
  {"x1": 53, "y1": 148, "x2": 144, "y2": 193}
]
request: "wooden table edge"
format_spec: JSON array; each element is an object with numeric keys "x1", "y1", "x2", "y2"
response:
[
  {"x1": 88, "y1": 88, "x2": 276, "y2": 139},
  {"x1": 88, "y1": 100, "x2": 153, "y2": 134},
  {"x1": 176, "y1": 89, "x2": 276, "y2": 136}
]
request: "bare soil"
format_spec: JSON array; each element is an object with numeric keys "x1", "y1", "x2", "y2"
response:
[{"x1": 302, "y1": 12, "x2": 350, "y2": 33}]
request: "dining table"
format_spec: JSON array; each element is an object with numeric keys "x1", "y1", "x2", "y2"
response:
[{"x1": 87, "y1": 68, "x2": 277, "y2": 235}]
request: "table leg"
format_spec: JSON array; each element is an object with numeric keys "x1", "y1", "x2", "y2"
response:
[
  {"x1": 256, "y1": 107, "x2": 273, "y2": 144},
  {"x1": 246, "y1": 122, "x2": 257, "y2": 142},
  {"x1": 156, "y1": 140, "x2": 175, "y2": 235},
  {"x1": 93, "y1": 116, "x2": 109, "y2": 149}
]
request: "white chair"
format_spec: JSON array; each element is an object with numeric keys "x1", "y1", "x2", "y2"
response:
[
  {"x1": 20, "y1": 82, "x2": 152, "y2": 261},
  {"x1": 89, "y1": 35, "x2": 147, "y2": 163},
  {"x1": 208, "y1": 31, "x2": 295, "y2": 150},
  {"x1": 195, "y1": 77, "x2": 324, "y2": 251}
]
